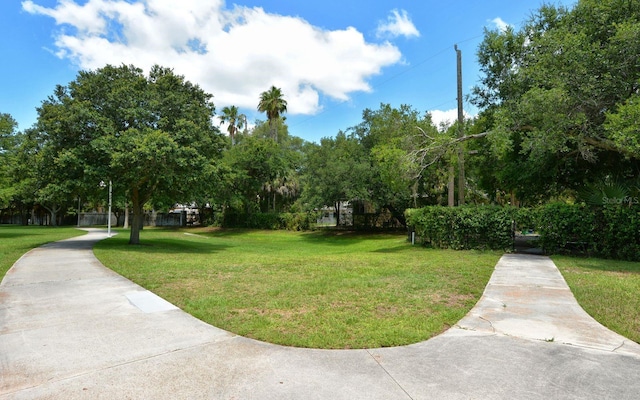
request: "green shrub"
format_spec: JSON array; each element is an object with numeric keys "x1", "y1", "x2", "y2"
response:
[
  {"x1": 406, "y1": 206, "x2": 516, "y2": 251},
  {"x1": 535, "y1": 203, "x2": 639, "y2": 261},
  {"x1": 536, "y1": 203, "x2": 597, "y2": 255},
  {"x1": 592, "y1": 205, "x2": 639, "y2": 260},
  {"x1": 280, "y1": 211, "x2": 319, "y2": 231},
  {"x1": 222, "y1": 210, "x2": 318, "y2": 231},
  {"x1": 407, "y1": 203, "x2": 640, "y2": 260}
]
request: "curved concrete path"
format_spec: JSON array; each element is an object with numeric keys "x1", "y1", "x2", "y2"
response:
[{"x1": 1, "y1": 229, "x2": 640, "y2": 399}]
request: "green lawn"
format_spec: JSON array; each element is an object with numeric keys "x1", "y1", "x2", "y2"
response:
[
  {"x1": 94, "y1": 228, "x2": 501, "y2": 349},
  {"x1": 553, "y1": 255, "x2": 640, "y2": 344},
  {"x1": 7, "y1": 226, "x2": 637, "y2": 349},
  {"x1": 0, "y1": 225, "x2": 86, "y2": 280}
]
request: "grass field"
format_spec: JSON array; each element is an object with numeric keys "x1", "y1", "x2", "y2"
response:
[
  {"x1": 553, "y1": 255, "x2": 640, "y2": 344},
  {"x1": 5, "y1": 226, "x2": 638, "y2": 349},
  {"x1": 0, "y1": 225, "x2": 85, "y2": 280},
  {"x1": 93, "y1": 228, "x2": 501, "y2": 349}
]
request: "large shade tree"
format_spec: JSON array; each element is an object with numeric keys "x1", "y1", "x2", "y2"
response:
[
  {"x1": 0, "y1": 115, "x2": 32, "y2": 223},
  {"x1": 36, "y1": 64, "x2": 224, "y2": 244},
  {"x1": 472, "y1": 0, "x2": 640, "y2": 200},
  {"x1": 0, "y1": 114, "x2": 18, "y2": 209},
  {"x1": 219, "y1": 122, "x2": 303, "y2": 215},
  {"x1": 350, "y1": 104, "x2": 442, "y2": 217},
  {"x1": 300, "y1": 131, "x2": 372, "y2": 226}
]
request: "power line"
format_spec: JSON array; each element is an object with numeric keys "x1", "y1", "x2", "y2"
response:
[{"x1": 289, "y1": 33, "x2": 485, "y2": 130}]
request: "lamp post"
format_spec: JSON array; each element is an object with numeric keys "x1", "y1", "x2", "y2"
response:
[
  {"x1": 100, "y1": 180, "x2": 113, "y2": 237},
  {"x1": 108, "y1": 180, "x2": 112, "y2": 237}
]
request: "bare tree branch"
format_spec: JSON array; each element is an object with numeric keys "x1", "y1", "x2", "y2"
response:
[{"x1": 407, "y1": 129, "x2": 491, "y2": 180}]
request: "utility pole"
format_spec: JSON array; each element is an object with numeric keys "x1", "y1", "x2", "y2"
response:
[
  {"x1": 447, "y1": 164, "x2": 455, "y2": 207},
  {"x1": 455, "y1": 44, "x2": 465, "y2": 206}
]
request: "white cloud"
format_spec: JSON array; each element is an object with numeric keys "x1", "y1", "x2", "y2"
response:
[
  {"x1": 429, "y1": 109, "x2": 473, "y2": 131},
  {"x1": 376, "y1": 9, "x2": 420, "y2": 39},
  {"x1": 490, "y1": 17, "x2": 511, "y2": 32},
  {"x1": 22, "y1": 0, "x2": 404, "y2": 116}
]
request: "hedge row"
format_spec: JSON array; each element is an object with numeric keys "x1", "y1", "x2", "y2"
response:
[
  {"x1": 406, "y1": 204, "x2": 640, "y2": 261},
  {"x1": 536, "y1": 203, "x2": 640, "y2": 261},
  {"x1": 405, "y1": 206, "x2": 517, "y2": 251},
  {"x1": 222, "y1": 211, "x2": 318, "y2": 231}
]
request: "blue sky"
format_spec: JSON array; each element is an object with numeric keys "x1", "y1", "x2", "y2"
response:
[{"x1": 1, "y1": 0, "x2": 577, "y2": 142}]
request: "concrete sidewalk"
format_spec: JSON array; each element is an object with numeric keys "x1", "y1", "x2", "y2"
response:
[{"x1": 1, "y1": 229, "x2": 639, "y2": 399}]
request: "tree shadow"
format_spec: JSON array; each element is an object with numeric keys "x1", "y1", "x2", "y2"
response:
[
  {"x1": 554, "y1": 255, "x2": 640, "y2": 275},
  {"x1": 299, "y1": 229, "x2": 404, "y2": 247},
  {"x1": 96, "y1": 236, "x2": 232, "y2": 255},
  {"x1": 372, "y1": 245, "x2": 412, "y2": 253},
  {"x1": 0, "y1": 226, "x2": 62, "y2": 240}
]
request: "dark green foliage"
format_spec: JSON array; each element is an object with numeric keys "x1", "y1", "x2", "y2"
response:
[
  {"x1": 597, "y1": 206, "x2": 640, "y2": 260},
  {"x1": 536, "y1": 203, "x2": 597, "y2": 254},
  {"x1": 406, "y1": 206, "x2": 516, "y2": 250},
  {"x1": 222, "y1": 211, "x2": 318, "y2": 231},
  {"x1": 537, "y1": 203, "x2": 640, "y2": 261},
  {"x1": 408, "y1": 203, "x2": 640, "y2": 261},
  {"x1": 279, "y1": 211, "x2": 318, "y2": 231},
  {"x1": 34, "y1": 64, "x2": 224, "y2": 243},
  {"x1": 472, "y1": 0, "x2": 640, "y2": 202}
]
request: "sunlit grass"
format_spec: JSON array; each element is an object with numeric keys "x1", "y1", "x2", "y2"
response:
[
  {"x1": 554, "y1": 255, "x2": 640, "y2": 344},
  {"x1": 6, "y1": 226, "x2": 638, "y2": 348},
  {"x1": 0, "y1": 225, "x2": 86, "y2": 280},
  {"x1": 94, "y1": 228, "x2": 501, "y2": 349}
]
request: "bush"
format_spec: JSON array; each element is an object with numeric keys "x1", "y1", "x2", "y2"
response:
[
  {"x1": 280, "y1": 211, "x2": 319, "y2": 231},
  {"x1": 406, "y1": 206, "x2": 516, "y2": 251},
  {"x1": 536, "y1": 203, "x2": 640, "y2": 261},
  {"x1": 596, "y1": 205, "x2": 640, "y2": 260},
  {"x1": 221, "y1": 210, "x2": 318, "y2": 231},
  {"x1": 536, "y1": 203, "x2": 598, "y2": 254}
]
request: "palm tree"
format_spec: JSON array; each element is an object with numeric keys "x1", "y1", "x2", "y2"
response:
[
  {"x1": 219, "y1": 105, "x2": 242, "y2": 145},
  {"x1": 257, "y1": 86, "x2": 287, "y2": 141},
  {"x1": 240, "y1": 113, "x2": 248, "y2": 135}
]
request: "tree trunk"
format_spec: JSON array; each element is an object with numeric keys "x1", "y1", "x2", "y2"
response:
[
  {"x1": 335, "y1": 201, "x2": 340, "y2": 227},
  {"x1": 43, "y1": 204, "x2": 60, "y2": 227},
  {"x1": 458, "y1": 146, "x2": 465, "y2": 206},
  {"x1": 448, "y1": 165, "x2": 455, "y2": 207},
  {"x1": 123, "y1": 202, "x2": 129, "y2": 229},
  {"x1": 129, "y1": 191, "x2": 143, "y2": 245},
  {"x1": 21, "y1": 206, "x2": 29, "y2": 225}
]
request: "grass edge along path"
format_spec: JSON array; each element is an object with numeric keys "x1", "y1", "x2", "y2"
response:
[
  {"x1": 0, "y1": 225, "x2": 86, "y2": 281},
  {"x1": 553, "y1": 255, "x2": 640, "y2": 345},
  {"x1": 94, "y1": 228, "x2": 501, "y2": 349}
]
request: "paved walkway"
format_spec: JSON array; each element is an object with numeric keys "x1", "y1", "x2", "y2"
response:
[{"x1": 1, "y1": 229, "x2": 640, "y2": 399}]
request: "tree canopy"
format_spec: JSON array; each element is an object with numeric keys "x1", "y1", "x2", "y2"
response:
[
  {"x1": 472, "y1": 0, "x2": 640, "y2": 201},
  {"x1": 35, "y1": 64, "x2": 225, "y2": 243}
]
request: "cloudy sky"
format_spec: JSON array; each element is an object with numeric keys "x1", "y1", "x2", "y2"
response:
[{"x1": 1, "y1": 0, "x2": 576, "y2": 142}]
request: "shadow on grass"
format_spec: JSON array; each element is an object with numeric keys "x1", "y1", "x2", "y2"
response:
[
  {"x1": 0, "y1": 225, "x2": 59, "y2": 239},
  {"x1": 298, "y1": 229, "x2": 406, "y2": 246},
  {"x1": 194, "y1": 227, "x2": 404, "y2": 247},
  {"x1": 553, "y1": 255, "x2": 640, "y2": 275},
  {"x1": 373, "y1": 244, "x2": 416, "y2": 253},
  {"x1": 96, "y1": 235, "x2": 232, "y2": 255}
]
